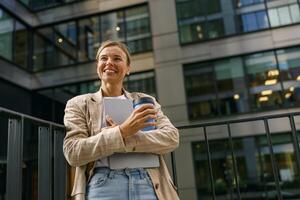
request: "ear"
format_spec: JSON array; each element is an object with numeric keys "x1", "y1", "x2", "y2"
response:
[
  {"x1": 127, "y1": 66, "x2": 131, "y2": 75},
  {"x1": 97, "y1": 62, "x2": 102, "y2": 79}
]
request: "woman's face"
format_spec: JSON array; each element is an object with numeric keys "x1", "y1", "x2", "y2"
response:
[{"x1": 97, "y1": 45, "x2": 130, "y2": 85}]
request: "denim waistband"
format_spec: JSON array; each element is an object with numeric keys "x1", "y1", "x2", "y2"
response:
[{"x1": 94, "y1": 167, "x2": 148, "y2": 179}]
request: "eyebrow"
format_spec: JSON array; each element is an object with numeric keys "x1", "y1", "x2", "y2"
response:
[{"x1": 100, "y1": 54, "x2": 123, "y2": 58}]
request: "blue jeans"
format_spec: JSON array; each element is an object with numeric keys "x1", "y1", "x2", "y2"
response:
[{"x1": 86, "y1": 167, "x2": 158, "y2": 200}]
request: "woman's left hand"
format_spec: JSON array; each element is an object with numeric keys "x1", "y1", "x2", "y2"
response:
[
  {"x1": 106, "y1": 115, "x2": 118, "y2": 127},
  {"x1": 100, "y1": 115, "x2": 118, "y2": 131}
]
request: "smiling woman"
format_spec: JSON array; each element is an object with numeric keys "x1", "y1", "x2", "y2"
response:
[
  {"x1": 63, "y1": 41, "x2": 180, "y2": 200},
  {"x1": 96, "y1": 42, "x2": 131, "y2": 89}
]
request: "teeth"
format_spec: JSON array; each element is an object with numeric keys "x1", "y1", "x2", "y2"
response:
[{"x1": 104, "y1": 69, "x2": 116, "y2": 73}]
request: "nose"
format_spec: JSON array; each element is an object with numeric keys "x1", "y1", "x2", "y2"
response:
[{"x1": 106, "y1": 57, "x2": 114, "y2": 65}]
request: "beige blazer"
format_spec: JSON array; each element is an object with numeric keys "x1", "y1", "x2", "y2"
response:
[{"x1": 63, "y1": 89, "x2": 180, "y2": 200}]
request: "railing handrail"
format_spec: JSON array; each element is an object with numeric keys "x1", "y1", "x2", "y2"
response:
[
  {"x1": 177, "y1": 111, "x2": 300, "y2": 130},
  {"x1": 0, "y1": 106, "x2": 64, "y2": 128}
]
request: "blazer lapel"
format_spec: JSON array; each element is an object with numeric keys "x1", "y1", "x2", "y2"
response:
[{"x1": 88, "y1": 90, "x2": 103, "y2": 135}]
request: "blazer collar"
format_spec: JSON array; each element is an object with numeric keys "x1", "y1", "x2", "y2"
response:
[{"x1": 90, "y1": 87, "x2": 133, "y2": 102}]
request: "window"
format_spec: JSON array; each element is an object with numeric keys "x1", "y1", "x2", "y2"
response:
[
  {"x1": 184, "y1": 63, "x2": 218, "y2": 118},
  {"x1": 37, "y1": 70, "x2": 157, "y2": 103},
  {"x1": 214, "y1": 58, "x2": 248, "y2": 115},
  {"x1": 14, "y1": 22, "x2": 29, "y2": 68},
  {"x1": 207, "y1": 19, "x2": 224, "y2": 39},
  {"x1": 18, "y1": 0, "x2": 85, "y2": 11},
  {"x1": 235, "y1": 0, "x2": 264, "y2": 7},
  {"x1": 184, "y1": 46, "x2": 300, "y2": 120},
  {"x1": 184, "y1": 58, "x2": 248, "y2": 119},
  {"x1": 0, "y1": 9, "x2": 13, "y2": 61},
  {"x1": 79, "y1": 17, "x2": 101, "y2": 62},
  {"x1": 176, "y1": 1, "x2": 300, "y2": 45},
  {"x1": 176, "y1": 0, "x2": 205, "y2": 20},
  {"x1": 276, "y1": 47, "x2": 300, "y2": 107},
  {"x1": 100, "y1": 11, "x2": 125, "y2": 42},
  {"x1": 239, "y1": 11, "x2": 269, "y2": 32},
  {"x1": 179, "y1": 19, "x2": 224, "y2": 43},
  {"x1": 124, "y1": 71, "x2": 156, "y2": 98},
  {"x1": 244, "y1": 51, "x2": 283, "y2": 110},
  {"x1": 125, "y1": 6, "x2": 152, "y2": 53},
  {"x1": 268, "y1": 4, "x2": 300, "y2": 27},
  {"x1": 32, "y1": 4, "x2": 152, "y2": 70},
  {"x1": 176, "y1": 0, "x2": 224, "y2": 44}
]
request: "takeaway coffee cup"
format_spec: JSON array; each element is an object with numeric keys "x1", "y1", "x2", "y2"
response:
[{"x1": 133, "y1": 97, "x2": 156, "y2": 131}]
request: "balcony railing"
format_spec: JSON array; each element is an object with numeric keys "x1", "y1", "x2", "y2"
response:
[
  {"x1": 0, "y1": 106, "x2": 66, "y2": 200},
  {"x1": 2, "y1": 105, "x2": 300, "y2": 200},
  {"x1": 174, "y1": 111, "x2": 300, "y2": 200}
]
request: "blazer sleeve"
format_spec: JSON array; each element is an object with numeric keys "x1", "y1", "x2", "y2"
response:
[
  {"x1": 124, "y1": 98, "x2": 179, "y2": 155},
  {"x1": 63, "y1": 98, "x2": 126, "y2": 167}
]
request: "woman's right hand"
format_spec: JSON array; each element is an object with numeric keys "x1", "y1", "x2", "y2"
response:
[{"x1": 119, "y1": 104, "x2": 157, "y2": 138}]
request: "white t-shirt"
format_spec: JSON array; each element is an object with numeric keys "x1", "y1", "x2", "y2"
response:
[{"x1": 95, "y1": 95, "x2": 127, "y2": 167}]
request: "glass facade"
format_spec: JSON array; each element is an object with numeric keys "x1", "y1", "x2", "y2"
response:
[
  {"x1": 0, "y1": 8, "x2": 29, "y2": 69},
  {"x1": 184, "y1": 45, "x2": 300, "y2": 120},
  {"x1": 0, "y1": 4, "x2": 151, "y2": 72},
  {"x1": 18, "y1": 0, "x2": 85, "y2": 11},
  {"x1": 193, "y1": 131, "x2": 300, "y2": 199},
  {"x1": 176, "y1": 0, "x2": 300, "y2": 44},
  {"x1": 38, "y1": 70, "x2": 157, "y2": 103},
  {"x1": 31, "y1": 4, "x2": 151, "y2": 71}
]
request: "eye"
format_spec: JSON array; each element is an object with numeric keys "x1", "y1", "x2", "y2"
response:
[
  {"x1": 100, "y1": 56, "x2": 107, "y2": 61},
  {"x1": 114, "y1": 57, "x2": 122, "y2": 61}
]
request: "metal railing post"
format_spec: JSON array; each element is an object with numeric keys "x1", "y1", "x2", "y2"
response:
[
  {"x1": 263, "y1": 119, "x2": 282, "y2": 200},
  {"x1": 54, "y1": 130, "x2": 67, "y2": 200},
  {"x1": 227, "y1": 123, "x2": 241, "y2": 200},
  {"x1": 38, "y1": 126, "x2": 51, "y2": 200},
  {"x1": 204, "y1": 126, "x2": 216, "y2": 200},
  {"x1": 289, "y1": 115, "x2": 300, "y2": 176},
  {"x1": 6, "y1": 118, "x2": 23, "y2": 200}
]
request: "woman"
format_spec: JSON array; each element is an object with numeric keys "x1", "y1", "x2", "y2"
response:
[{"x1": 63, "y1": 41, "x2": 180, "y2": 200}]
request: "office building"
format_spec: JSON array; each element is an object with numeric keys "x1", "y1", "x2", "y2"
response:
[{"x1": 1, "y1": 0, "x2": 300, "y2": 199}]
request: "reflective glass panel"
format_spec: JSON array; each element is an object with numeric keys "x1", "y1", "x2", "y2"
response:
[
  {"x1": 124, "y1": 71, "x2": 156, "y2": 98},
  {"x1": 244, "y1": 51, "x2": 283, "y2": 110},
  {"x1": 236, "y1": 0, "x2": 264, "y2": 7},
  {"x1": 207, "y1": 19, "x2": 224, "y2": 39},
  {"x1": 125, "y1": 5, "x2": 152, "y2": 53},
  {"x1": 38, "y1": 71, "x2": 156, "y2": 103},
  {"x1": 176, "y1": 0, "x2": 224, "y2": 44},
  {"x1": 240, "y1": 11, "x2": 269, "y2": 32},
  {"x1": 100, "y1": 11, "x2": 125, "y2": 42},
  {"x1": 14, "y1": 22, "x2": 28, "y2": 68},
  {"x1": 32, "y1": 33, "x2": 46, "y2": 71},
  {"x1": 276, "y1": 47, "x2": 300, "y2": 107},
  {"x1": 184, "y1": 63, "x2": 218, "y2": 118},
  {"x1": 79, "y1": 17, "x2": 101, "y2": 61},
  {"x1": 214, "y1": 58, "x2": 249, "y2": 115},
  {"x1": 192, "y1": 141, "x2": 212, "y2": 199},
  {"x1": 0, "y1": 9, "x2": 13, "y2": 60},
  {"x1": 207, "y1": 131, "x2": 239, "y2": 200},
  {"x1": 270, "y1": 132, "x2": 300, "y2": 198},
  {"x1": 268, "y1": 4, "x2": 300, "y2": 27}
]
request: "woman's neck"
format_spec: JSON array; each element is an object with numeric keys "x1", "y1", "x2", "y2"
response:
[{"x1": 101, "y1": 83, "x2": 123, "y2": 97}]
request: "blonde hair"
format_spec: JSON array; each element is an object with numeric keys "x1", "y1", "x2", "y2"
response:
[{"x1": 95, "y1": 40, "x2": 131, "y2": 66}]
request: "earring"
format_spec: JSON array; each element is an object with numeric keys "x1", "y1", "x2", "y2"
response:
[{"x1": 127, "y1": 72, "x2": 130, "y2": 75}]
